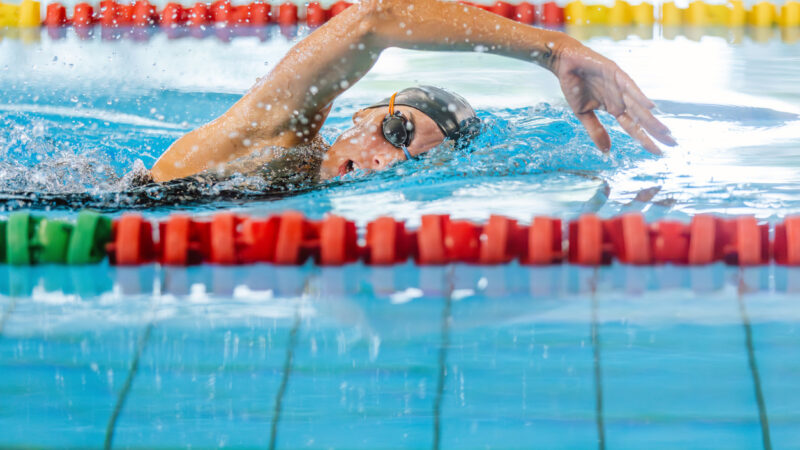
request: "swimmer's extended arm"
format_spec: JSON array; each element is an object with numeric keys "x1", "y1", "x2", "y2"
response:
[{"x1": 151, "y1": 0, "x2": 674, "y2": 182}]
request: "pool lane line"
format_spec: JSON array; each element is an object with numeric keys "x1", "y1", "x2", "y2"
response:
[
  {"x1": 0, "y1": 298, "x2": 18, "y2": 340},
  {"x1": 104, "y1": 277, "x2": 164, "y2": 450},
  {"x1": 270, "y1": 277, "x2": 313, "y2": 450},
  {"x1": 269, "y1": 310, "x2": 301, "y2": 450},
  {"x1": 432, "y1": 268, "x2": 455, "y2": 450},
  {"x1": 104, "y1": 321, "x2": 154, "y2": 450},
  {"x1": 737, "y1": 278, "x2": 772, "y2": 450},
  {"x1": 590, "y1": 271, "x2": 606, "y2": 450}
]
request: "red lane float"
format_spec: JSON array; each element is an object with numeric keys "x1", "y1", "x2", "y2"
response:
[
  {"x1": 651, "y1": 221, "x2": 688, "y2": 264},
  {"x1": 161, "y1": 2, "x2": 186, "y2": 26},
  {"x1": 159, "y1": 215, "x2": 211, "y2": 265},
  {"x1": 515, "y1": 2, "x2": 536, "y2": 23},
  {"x1": 569, "y1": 214, "x2": 606, "y2": 265},
  {"x1": 73, "y1": 3, "x2": 95, "y2": 26},
  {"x1": 306, "y1": 1, "x2": 327, "y2": 26},
  {"x1": 210, "y1": 0, "x2": 231, "y2": 23},
  {"x1": 319, "y1": 215, "x2": 359, "y2": 265},
  {"x1": 132, "y1": 0, "x2": 158, "y2": 25},
  {"x1": 328, "y1": 0, "x2": 351, "y2": 17},
  {"x1": 228, "y1": 5, "x2": 251, "y2": 25},
  {"x1": 491, "y1": 1, "x2": 516, "y2": 18},
  {"x1": 188, "y1": 2, "x2": 210, "y2": 26},
  {"x1": 118, "y1": 2, "x2": 135, "y2": 24},
  {"x1": 365, "y1": 217, "x2": 411, "y2": 265},
  {"x1": 445, "y1": 219, "x2": 481, "y2": 263},
  {"x1": 774, "y1": 216, "x2": 800, "y2": 265},
  {"x1": 250, "y1": 2, "x2": 271, "y2": 25},
  {"x1": 721, "y1": 216, "x2": 770, "y2": 265},
  {"x1": 273, "y1": 211, "x2": 319, "y2": 265},
  {"x1": 541, "y1": 1, "x2": 564, "y2": 24},
  {"x1": 95, "y1": 212, "x2": 787, "y2": 267},
  {"x1": 99, "y1": 0, "x2": 119, "y2": 26},
  {"x1": 45, "y1": 3, "x2": 68, "y2": 26},
  {"x1": 277, "y1": 2, "x2": 298, "y2": 25},
  {"x1": 526, "y1": 216, "x2": 562, "y2": 264},
  {"x1": 605, "y1": 213, "x2": 652, "y2": 265},
  {"x1": 479, "y1": 215, "x2": 525, "y2": 264},
  {"x1": 107, "y1": 214, "x2": 156, "y2": 265},
  {"x1": 417, "y1": 215, "x2": 448, "y2": 265},
  {"x1": 43, "y1": 1, "x2": 565, "y2": 28}
]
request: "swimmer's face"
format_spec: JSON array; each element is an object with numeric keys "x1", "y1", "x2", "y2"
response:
[{"x1": 319, "y1": 106, "x2": 446, "y2": 180}]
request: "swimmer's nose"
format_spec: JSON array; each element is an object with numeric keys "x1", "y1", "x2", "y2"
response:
[{"x1": 371, "y1": 153, "x2": 391, "y2": 170}]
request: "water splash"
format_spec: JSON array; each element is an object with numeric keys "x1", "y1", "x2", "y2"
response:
[{"x1": 0, "y1": 101, "x2": 638, "y2": 210}]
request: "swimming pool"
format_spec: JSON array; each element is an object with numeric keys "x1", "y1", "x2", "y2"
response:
[{"x1": 2, "y1": 11, "x2": 800, "y2": 448}]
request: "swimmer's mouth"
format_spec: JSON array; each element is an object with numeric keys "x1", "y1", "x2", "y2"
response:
[{"x1": 338, "y1": 160, "x2": 354, "y2": 177}]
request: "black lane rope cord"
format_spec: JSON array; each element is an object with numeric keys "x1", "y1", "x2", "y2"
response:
[
  {"x1": 432, "y1": 268, "x2": 455, "y2": 450},
  {"x1": 590, "y1": 270, "x2": 606, "y2": 450},
  {"x1": 737, "y1": 277, "x2": 772, "y2": 450}
]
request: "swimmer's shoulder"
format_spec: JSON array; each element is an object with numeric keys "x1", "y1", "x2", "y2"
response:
[{"x1": 121, "y1": 135, "x2": 329, "y2": 191}]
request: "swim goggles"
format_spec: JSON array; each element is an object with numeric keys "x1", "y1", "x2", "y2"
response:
[{"x1": 381, "y1": 92, "x2": 415, "y2": 161}]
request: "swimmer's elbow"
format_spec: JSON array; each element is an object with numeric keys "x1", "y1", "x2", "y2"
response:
[
  {"x1": 354, "y1": 0, "x2": 408, "y2": 37},
  {"x1": 351, "y1": 0, "x2": 382, "y2": 37}
]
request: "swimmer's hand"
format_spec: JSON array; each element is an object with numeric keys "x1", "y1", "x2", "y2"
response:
[{"x1": 551, "y1": 41, "x2": 677, "y2": 155}]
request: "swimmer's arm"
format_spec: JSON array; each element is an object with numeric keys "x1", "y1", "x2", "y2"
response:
[
  {"x1": 365, "y1": 0, "x2": 676, "y2": 154},
  {"x1": 151, "y1": 3, "x2": 379, "y2": 182},
  {"x1": 152, "y1": 0, "x2": 673, "y2": 182},
  {"x1": 269, "y1": 0, "x2": 674, "y2": 155}
]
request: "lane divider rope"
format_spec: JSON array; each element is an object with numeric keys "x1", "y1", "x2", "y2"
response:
[
  {"x1": 1, "y1": 0, "x2": 799, "y2": 29},
  {"x1": 3, "y1": 210, "x2": 800, "y2": 267}
]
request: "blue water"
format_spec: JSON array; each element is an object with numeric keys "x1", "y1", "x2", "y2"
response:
[
  {"x1": 2, "y1": 26, "x2": 800, "y2": 448},
  {"x1": 3, "y1": 26, "x2": 800, "y2": 221},
  {"x1": 2, "y1": 263, "x2": 800, "y2": 447}
]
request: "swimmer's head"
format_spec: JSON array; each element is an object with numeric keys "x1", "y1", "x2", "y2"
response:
[{"x1": 319, "y1": 86, "x2": 479, "y2": 180}]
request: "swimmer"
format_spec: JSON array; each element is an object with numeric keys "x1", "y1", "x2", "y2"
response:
[{"x1": 145, "y1": 0, "x2": 676, "y2": 186}]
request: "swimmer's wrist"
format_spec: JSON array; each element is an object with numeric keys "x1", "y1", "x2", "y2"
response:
[{"x1": 536, "y1": 34, "x2": 579, "y2": 73}]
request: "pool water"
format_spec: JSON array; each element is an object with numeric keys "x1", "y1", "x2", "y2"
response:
[
  {"x1": 2, "y1": 263, "x2": 800, "y2": 448},
  {"x1": 1, "y1": 24, "x2": 800, "y2": 448},
  {"x1": 2, "y1": 25, "x2": 800, "y2": 220}
]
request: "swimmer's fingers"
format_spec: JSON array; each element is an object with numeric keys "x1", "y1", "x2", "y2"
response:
[
  {"x1": 616, "y1": 112, "x2": 662, "y2": 155},
  {"x1": 576, "y1": 111, "x2": 611, "y2": 153},
  {"x1": 623, "y1": 93, "x2": 677, "y2": 147},
  {"x1": 615, "y1": 69, "x2": 655, "y2": 110}
]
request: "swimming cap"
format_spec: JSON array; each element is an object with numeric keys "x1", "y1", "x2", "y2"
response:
[{"x1": 365, "y1": 85, "x2": 480, "y2": 144}]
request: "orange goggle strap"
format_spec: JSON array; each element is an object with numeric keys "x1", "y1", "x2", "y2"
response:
[
  {"x1": 388, "y1": 92, "x2": 398, "y2": 115},
  {"x1": 387, "y1": 91, "x2": 413, "y2": 161}
]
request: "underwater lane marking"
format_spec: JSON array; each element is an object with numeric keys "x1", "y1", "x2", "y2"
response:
[
  {"x1": 591, "y1": 272, "x2": 606, "y2": 450},
  {"x1": 432, "y1": 268, "x2": 454, "y2": 450},
  {"x1": 104, "y1": 322, "x2": 154, "y2": 450},
  {"x1": 0, "y1": 298, "x2": 18, "y2": 341},
  {"x1": 737, "y1": 280, "x2": 772, "y2": 450},
  {"x1": 269, "y1": 311, "x2": 301, "y2": 450}
]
